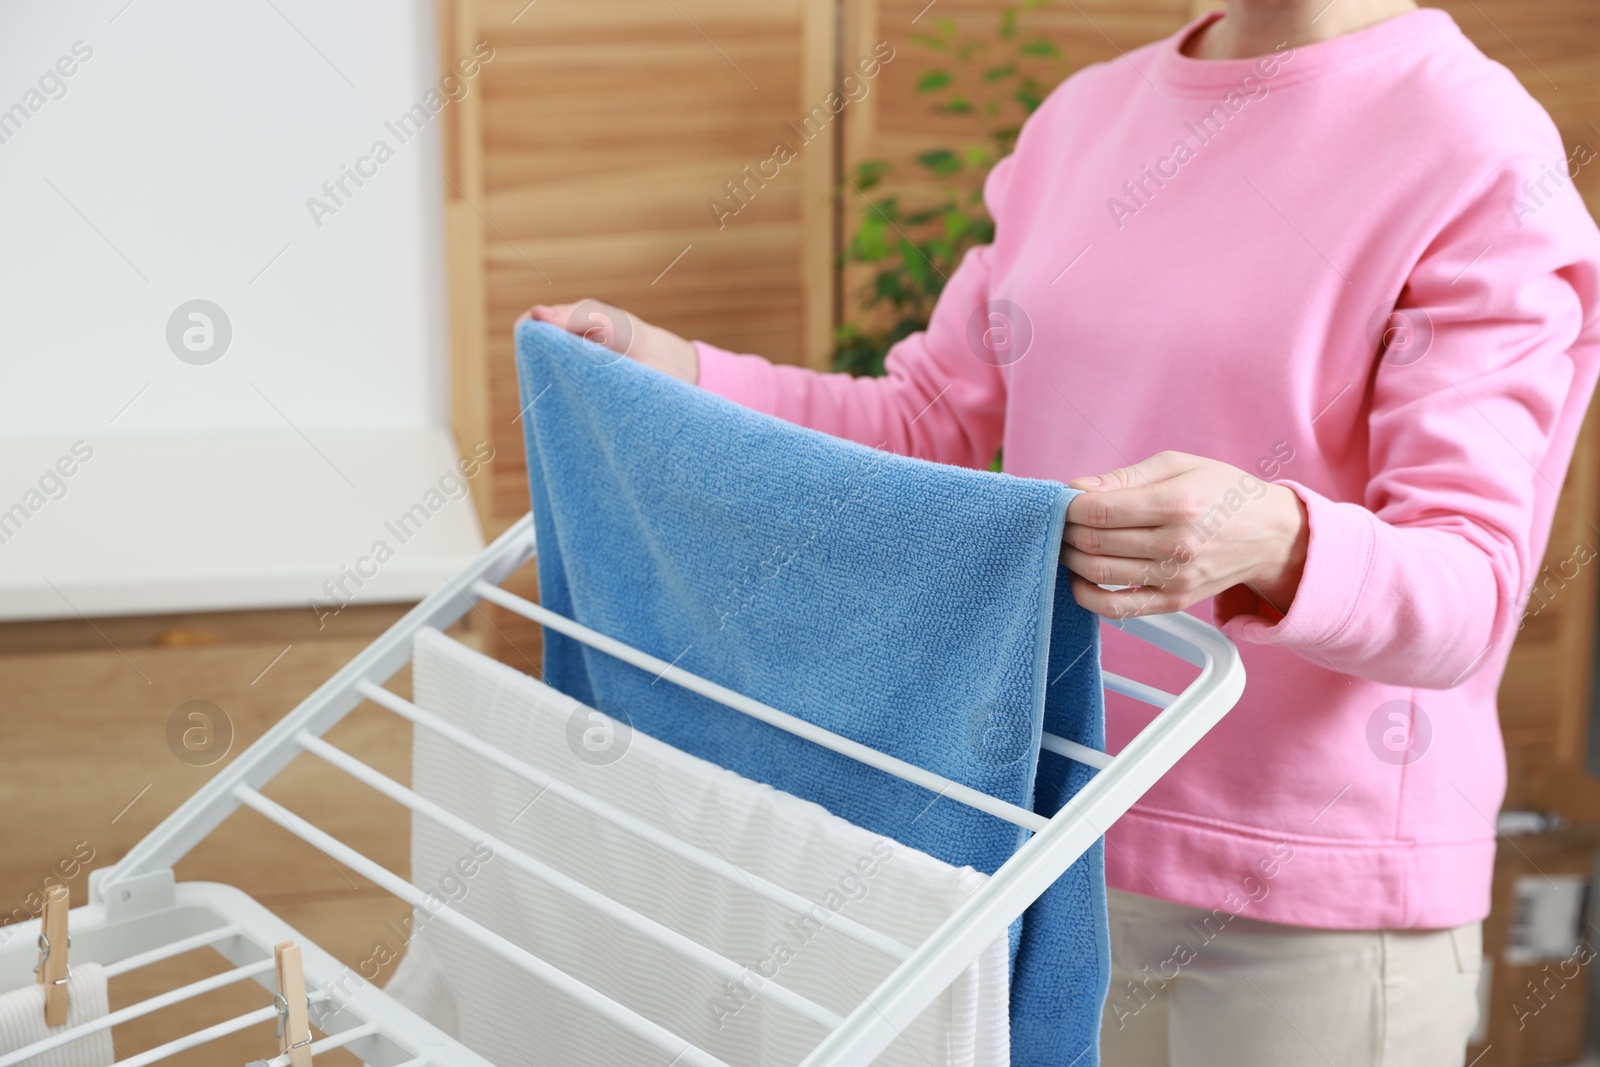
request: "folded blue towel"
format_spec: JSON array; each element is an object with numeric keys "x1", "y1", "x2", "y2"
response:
[{"x1": 515, "y1": 320, "x2": 1108, "y2": 1066}]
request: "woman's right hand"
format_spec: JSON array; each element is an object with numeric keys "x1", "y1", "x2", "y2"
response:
[{"x1": 519, "y1": 299, "x2": 699, "y2": 384}]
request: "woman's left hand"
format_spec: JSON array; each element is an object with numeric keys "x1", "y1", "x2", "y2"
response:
[{"x1": 1060, "y1": 450, "x2": 1309, "y2": 619}]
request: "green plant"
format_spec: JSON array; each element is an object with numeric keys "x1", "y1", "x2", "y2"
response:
[{"x1": 831, "y1": 0, "x2": 1070, "y2": 379}]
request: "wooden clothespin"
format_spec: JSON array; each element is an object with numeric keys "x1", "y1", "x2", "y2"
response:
[
  {"x1": 35, "y1": 885, "x2": 70, "y2": 1027},
  {"x1": 274, "y1": 941, "x2": 313, "y2": 1067}
]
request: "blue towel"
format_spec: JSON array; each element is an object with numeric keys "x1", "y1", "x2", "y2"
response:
[{"x1": 515, "y1": 319, "x2": 1108, "y2": 1066}]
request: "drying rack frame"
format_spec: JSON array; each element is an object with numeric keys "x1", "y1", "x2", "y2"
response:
[{"x1": 2, "y1": 512, "x2": 1245, "y2": 1067}]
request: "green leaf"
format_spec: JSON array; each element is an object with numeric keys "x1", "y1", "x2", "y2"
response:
[
  {"x1": 916, "y1": 148, "x2": 963, "y2": 176},
  {"x1": 854, "y1": 214, "x2": 890, "y2": 260},
  {"x1": 983, "y1": 62, "x2": 1018, "y2": 82},
  {"x1": 1020, "y1": 38, "x2": 1061, "y2": 57},
  {"x1": 891, "y1": 316, "x2": 924, "y2": 341},
  {"x1": 909, "y1": 31, "x2": 946, "y2": 51},
  {"x1": 853, "y1": 159, "x2": 892, "y2": 190},
  {"x1": 916, "y1": 69, "x2": 953, "y2": 92},
  {"x1": 900, "y1": 237, "x2": 932, "y2": 290},
  {"x1": 1013, "y1": 86, "x2": 1042, "y2": 112},
  {"x1": 935, "y1": 17, "x2": 957, "y2": 37},
  {"x1": 830, "y1": 320, "x2": 893, "y2": 378},
  {"x1": 999, "y1": 7, "x2": 1018, "y2": 39},
  {"x1": 937, "y1": 96, "x2": 973, "y2": 114}
]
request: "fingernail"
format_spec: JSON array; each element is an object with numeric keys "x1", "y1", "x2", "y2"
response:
[{"x1": 1072, "y1": 475, "x2": 1101, "y2": 488}]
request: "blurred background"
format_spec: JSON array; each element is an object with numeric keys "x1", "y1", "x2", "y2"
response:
[{"x1": 2, "y1": 0, "x2": 1598, "y2": 1062}]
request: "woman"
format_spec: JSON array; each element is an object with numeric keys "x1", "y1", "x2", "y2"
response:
[{"x1": 526, "y1": 0, "x2": 1600, "y2": 1061}]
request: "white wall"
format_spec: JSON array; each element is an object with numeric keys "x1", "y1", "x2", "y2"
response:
[{"x1": 0, "y1": 0, "x2": 452, "y2": 440}]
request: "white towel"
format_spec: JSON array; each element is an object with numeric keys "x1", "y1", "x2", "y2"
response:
[
  {"x1": 385, "y1": 627, "x2": 1009, "y2": 1067},
  {"x1": 0, "y1": 963, "x2": 113, "y2": 1066}
]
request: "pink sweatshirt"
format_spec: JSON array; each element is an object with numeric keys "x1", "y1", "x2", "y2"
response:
[{"x1": 693, "y1": 9, "x2": 1600, "y2": 929}]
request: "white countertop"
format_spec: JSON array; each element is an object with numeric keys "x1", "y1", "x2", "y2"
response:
[{"x1": 0, "y1": 427, "x2": 488, "y2": 622}]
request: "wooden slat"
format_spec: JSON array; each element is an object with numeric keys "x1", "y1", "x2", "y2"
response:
[
  {"x1": 798, "y1": 0, "x2": 840, "y2": 369},
  {"x1": 442, "y1": 0, "x2": 494, "y2": 540}
]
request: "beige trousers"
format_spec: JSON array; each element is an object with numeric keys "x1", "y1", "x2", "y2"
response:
[{"x1": 1101, "y1": 888, "x2": 1483, "y2": 1067}]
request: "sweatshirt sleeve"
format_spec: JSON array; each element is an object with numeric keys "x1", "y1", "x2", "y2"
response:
[
  {"x1": 692, "y1": 157, "x2": 1019, "y2": 470},
  {"x1": 1218, "y1": 159, "x2": 1600, "y2": 689}
]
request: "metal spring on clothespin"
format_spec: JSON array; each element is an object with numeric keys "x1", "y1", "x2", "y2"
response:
[
  {"x1": 273, "y1": 941, "x2": 313, "y2": 1066},
  {"x1": 33, "y1": 885, "x2": 71, "y2": 1027}
]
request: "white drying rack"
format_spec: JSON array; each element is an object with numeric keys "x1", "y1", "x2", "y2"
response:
[{"x1": 0, "y1": 513, "x2": 1245, "y2": 1067}]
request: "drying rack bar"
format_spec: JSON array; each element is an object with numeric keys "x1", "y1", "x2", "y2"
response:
[
  {"x1": 99, "y1": 923, "x2": 243, "y2": 979},
  {"x1": 116, "y1": 1006, "x2": 279, "y2": 1067},
  {"x1": 118, "y1": 1015, "x2": 381, "y2": 1067},
  {"x1": 252, "y1": 1023, "x2": 380, "y2": 1067},
  {"x1": 1102, "y1": 673, "x2": 1176, "y2": 710}
]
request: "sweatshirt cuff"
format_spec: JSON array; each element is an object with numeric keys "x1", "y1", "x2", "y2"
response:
[
  {"x1": 1217, "y1": 479, "x2": 1377, "y2": 654},
  {"x1": 693, "y1": 340, "x2": 777, "y2": 414}
]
